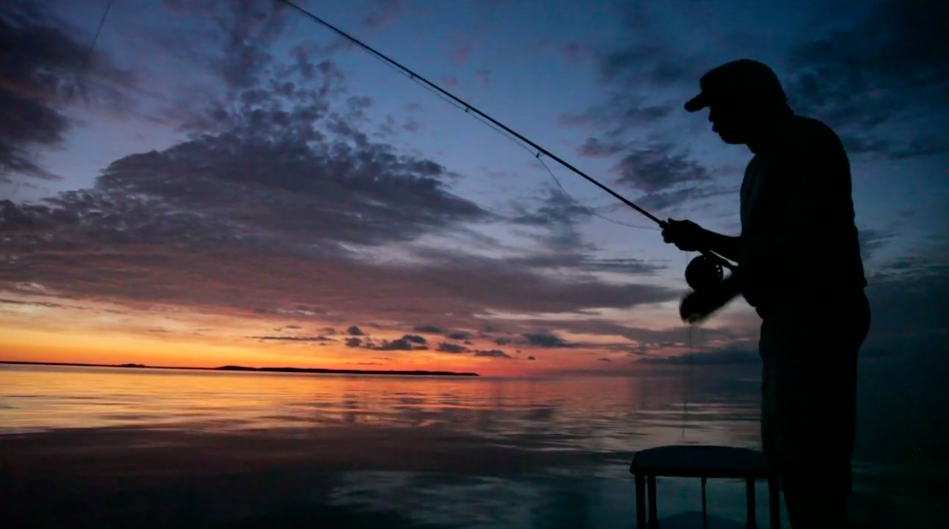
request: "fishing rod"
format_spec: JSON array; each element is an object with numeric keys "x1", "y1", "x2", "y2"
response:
[{"x1": 282, "y1": 1, "x2": 736, "y2": 292}]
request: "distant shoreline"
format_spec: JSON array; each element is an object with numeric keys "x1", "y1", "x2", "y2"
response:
[{"x1": 0, "y1": 360, "x2": 479, "y2": 377}]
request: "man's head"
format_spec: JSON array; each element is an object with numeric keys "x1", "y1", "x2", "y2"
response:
[{"x1": 685, "y1": 59, "x2": 789, "y2": 145}]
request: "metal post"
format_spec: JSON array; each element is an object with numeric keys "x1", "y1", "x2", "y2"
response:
[
  {"x1": 768, "y1": 476, "x2": 781, "y2": 529},
  {"x1": 745, "y1": 478, "x2": 757, "y2": 529},
  {"x1": 648, "y1": 475, "x2": 659, "y2": 529},
  {"x1": 701, "y1": 477, "x2": 708, "y2": 528},
  {"x1": 636, "y1": 473, "x2": 646, "y2": 529}
]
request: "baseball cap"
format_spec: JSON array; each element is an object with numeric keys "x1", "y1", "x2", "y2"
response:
[{"x1": 684, "y1": 59, "x2": 787, "y2": 112}]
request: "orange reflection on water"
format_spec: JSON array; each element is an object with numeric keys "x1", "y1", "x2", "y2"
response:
[{"x1": 0, "y1": 364, "x2": 761, "y2": 454}]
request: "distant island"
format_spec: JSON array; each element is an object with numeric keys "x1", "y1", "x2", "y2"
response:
[
  {"x1": 215, "y1": 365, "x2": 479, "y2": 377},
  {"x1": 0, "y1": 361, "x2": 479, "y2": 377}
]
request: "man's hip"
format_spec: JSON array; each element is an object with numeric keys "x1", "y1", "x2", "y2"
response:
[{"x1": 758, "y1": 291, "x2": 871, "y2": 495}]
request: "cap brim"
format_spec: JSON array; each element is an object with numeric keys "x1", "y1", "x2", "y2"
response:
[{"x1": 684, "y1": 93, "x2": 709, "y2": 112}]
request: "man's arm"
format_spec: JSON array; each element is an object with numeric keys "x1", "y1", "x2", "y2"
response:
[
  {"x1": 662, "y1": 220, "x2": 743, "y2": 262},
  {"x1": 700, "y1": 230, "x2": 742, "y2": 262}
]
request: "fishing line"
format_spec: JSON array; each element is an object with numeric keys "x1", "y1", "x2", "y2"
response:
[
  {"x1": 534, "y1": 155, "x2": 660, "y2": 231},
  {"x1": 82, "y1": 0, "x2": 115, "y2": 78},
  {"x1": 68, "y1": 0, "x2": 115, "y2": 104},
  {"x1": 682, "y1": 251, "x2": 692, "y2": 438},
  {"x1": 682, "y1": 323, "x2": 692, "y2": 438},
  {"x1": 5, "y1": 0, "x2": 113, "y2": 196}
]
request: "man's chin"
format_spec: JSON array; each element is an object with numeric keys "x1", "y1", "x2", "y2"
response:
[{"x1": 716, "y1": 132, "x2": 744, "y2": 144}]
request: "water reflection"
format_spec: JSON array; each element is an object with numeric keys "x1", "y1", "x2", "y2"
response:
[
  {"x1": 0, "y1": 365, "x2": 761, "y2": 454},
  {"x1": 3, "y1": 364, "x2": 937, "y2": 528}
]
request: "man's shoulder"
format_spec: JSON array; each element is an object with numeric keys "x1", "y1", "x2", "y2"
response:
[{"x1": 783, "y1": 115, "x2": 845, "y2": 152}]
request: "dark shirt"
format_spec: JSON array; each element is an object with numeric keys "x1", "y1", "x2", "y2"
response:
[{"x1": 738, "y1": 114, "x2": 867, "y2": 315}]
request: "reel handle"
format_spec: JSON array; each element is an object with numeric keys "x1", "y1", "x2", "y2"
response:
[
  {"x1": 698, "y1": 249, "x2": 737, "y2": 271},
  {"x1": 685, "y1": 252, "x2": 737, "y2": 292}
]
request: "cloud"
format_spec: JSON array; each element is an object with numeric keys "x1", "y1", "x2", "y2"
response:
[
  {"x1": 597, "y1": 3, "x2": 703, "y2": 90},
  {"x1": 634, "y1": 186, "x2": 732, "y2": 212},
  {"x1": 345, "y1": 337, "x2": 362, "y2": 348},
  {"x1": 636, "y1": 349, "x2": 759, "y2": 366},
  {"x1": 598, "y1": 357, "x2": 612, "y2": 362},
  {"x1": 0, "y1": 0, "x2": 136, "y2": 182},
  {"x1": 446, "y1": 331, "x2": 471, "y2": 340},
  {"x1": 513, "y1": 187, "x2": 592, "y2": 227},
  {"x1": 106, "y1": 59, "x2": 486, "y2": 251},
  {"x1": 0, "y1": 297, "x2": 65, "y2": 309},
  {"x1": 836, "y1": 134, "x2": 945, "y2": 162},
  {"x1": 158, "y1": 0, "x2": 293, "y2": 91},
  {"x1": 502, "y1": 253, "x2": 666, "y2": 277},
  {"x1": 413, "y1": 325, "x2": 442, "y2": 333},
  {"x1": 864, "y1": 266, "x2": 949, "y2": 348},
  {"x1": 0, "y1": 197, "x2": 678, "y2": 323},
  {"x1": 784, "y1": 0, "x2": 949, "y2": 160},
  {"x1": 473, "y1": 349, "x2": 512, "y2": 359},
  {"x1": 436, "y1": 342, "x2": 469, "y2": 354},
  {"x1": 402, "y1": 118, "x2": 423, "y2": 133},
  {"x1": 434, "y1": 343, "x2": 514, "y2": 360},
  {"x1": 572, "y1": 100, "x2": 715, "y2": 208},
  {"x1": 0, "y1": 34, "x2": 685, "y2": 343},
  {"x1": 401, "y1": 334, "x2": 427, "y2": 344},
  {"x1": 574, "y1": 2, "x2": 704, "y2": 144},
  {"x1": 375, "y1": 338, "x2": 417, "y2": 351},
  {"x1": 247, "y1": 335, "x2": 334, "y2": 342},
  {"x1": 0, "y1": 21, "x2": 489, "y2": 254},
  {"x1": 522, "y1": 333, "x2": 574, "y2": 348},
  {"x1": 527, "y1": 355, "x2": 536, "y2": 361},
  {"x1": 362, "y1": 0, "x2": 406, "y2": 30},
  {"x1": 512, "y1": 318, "x2": 742, "y2": 350},
  {"x1": 576, "y1": 139, "x2": 716, "y2": 203},
  {"x1": 511, "y1": 187, "x2": 593, "y2": 252},
  {"x1": 859, "y1": 228, "x2": 895, "y2": 263},
  {"x1": 613, "y1": 143, "x2": 713, "y2": 193},
  {"x1": 346, "y1": 326, "x2": 365, "y2": 336}
]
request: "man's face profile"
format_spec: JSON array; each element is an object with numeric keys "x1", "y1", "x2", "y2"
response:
[{"x1": 707, "y1": 99, "x2": 750, "y2": 145}]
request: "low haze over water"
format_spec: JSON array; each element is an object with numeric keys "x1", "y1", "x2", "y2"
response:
[{"x1": 2, "y1": 364, "x2": 945, "y2": 528}]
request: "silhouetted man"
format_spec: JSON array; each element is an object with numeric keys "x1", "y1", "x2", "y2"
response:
[{"x1": 661, "y1": 59, "x2": 871, "y2": 528}]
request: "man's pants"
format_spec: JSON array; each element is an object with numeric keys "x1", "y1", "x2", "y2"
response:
[{"x1": 759, "y1": 292, "x2": 871, "y2": 527}]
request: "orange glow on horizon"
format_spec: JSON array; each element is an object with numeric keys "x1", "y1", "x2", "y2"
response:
[{"x1": 0, "y1": 290, "x2": 687, "y2": 377}]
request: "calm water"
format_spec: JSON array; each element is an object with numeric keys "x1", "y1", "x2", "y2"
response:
[{"x1": 0, "y1": 364, "x2": 944, "y2": 528}]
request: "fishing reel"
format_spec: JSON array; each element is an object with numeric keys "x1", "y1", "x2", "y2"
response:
[{"x1": 684, "y1": 253, "x2": 733, "y2": 292}]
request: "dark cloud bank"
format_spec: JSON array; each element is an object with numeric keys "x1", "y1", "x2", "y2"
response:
[
  {"x1": 565, "y1": 0, "x2": 948, "y2": 214},
  {"x1": 1, "y1": 1, "x2": 677, "y2": 343},
  {"x1": 3, "y1": 0, "x2": 945, "y2": 366},
  {"x1": 0, "y1": 0, "x2": 136, "y2": 182}
]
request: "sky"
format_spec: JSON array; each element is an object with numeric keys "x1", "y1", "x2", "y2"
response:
[{"x1": 1, "y1": 0, "x2": 947, "y2": 376}]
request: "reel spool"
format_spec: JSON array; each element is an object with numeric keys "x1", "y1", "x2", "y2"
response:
[{"x1": 685, "y1": 254, "x2": 725, "y2": 292}]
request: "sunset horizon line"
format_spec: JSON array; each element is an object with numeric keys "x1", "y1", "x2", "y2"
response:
[{"x1": 0, "y1": 360, "x2": 481, "y2": 377}]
